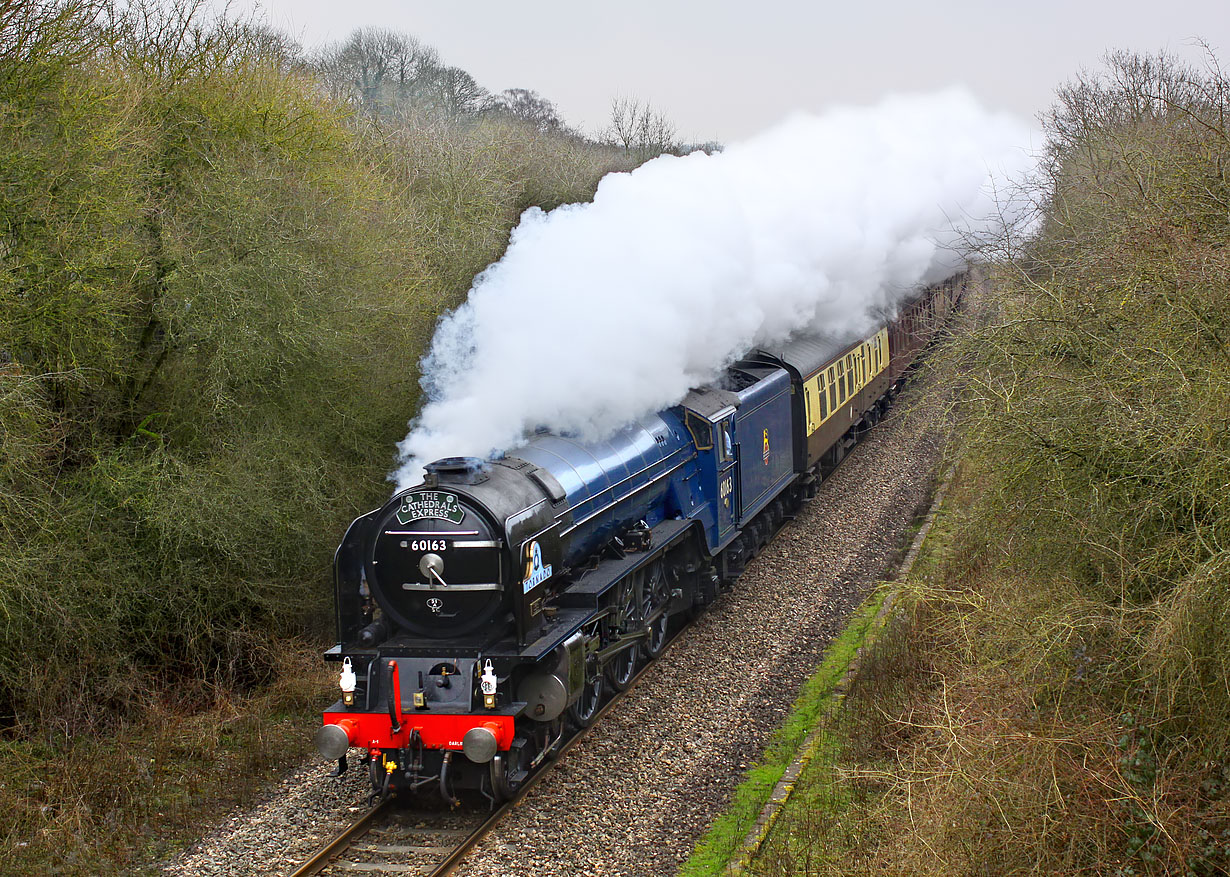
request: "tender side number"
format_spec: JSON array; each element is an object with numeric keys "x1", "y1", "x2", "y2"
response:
[{"x1": 410, "y1": 539, "x2": 448, "y2": 552}]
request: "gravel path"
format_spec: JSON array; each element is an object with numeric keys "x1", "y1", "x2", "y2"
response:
[{"x1": 160, "y1": 385, "x2": 948, "y2": 877}]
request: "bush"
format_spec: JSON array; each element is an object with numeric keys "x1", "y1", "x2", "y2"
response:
[
  {"x1": 755, "y1": 50, "x2": 1230, "y2": 877},
  {"x1": 0, "y1": 3, "x2": 628, "y2": 871},
  {"x1": 952, "y1": 52, "x2": 1230, "y2": 751}
]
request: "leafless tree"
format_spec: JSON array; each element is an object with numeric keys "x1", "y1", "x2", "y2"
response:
[
  {"x1": 313, "y1": 27, "x2": 444, "y2": 117},
  {"x1": 681, "y1": 140, "x2": 723, "y2": 155},
  {"x1": 484, "y1": 87, "x2": 564, "y2": 132},
  {"x1": 414, "y1": 64, "x2": 487, "y2": 119},
  {"x1": 604, "y1": 96, "x2": 679, "y2": 161}
]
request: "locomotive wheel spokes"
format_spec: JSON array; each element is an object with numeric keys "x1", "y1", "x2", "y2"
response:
[
  {"x1": 605, "y1": 641, "x2": 637, "y2": 691},
  {"x1": 641, "y1": 560, "x2": 670, "y2": 659},
  {"x1": 604, "y1": 575, "x2": 640, "y2": 691},
  {"x1": 568, "y1": 619, "x2": 604, "y2": 728},
  {"x1": 568, "y1": 669, "x2": 603, "y2": 728}
]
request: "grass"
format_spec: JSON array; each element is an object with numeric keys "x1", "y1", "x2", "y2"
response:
[
  {"x1": 744, "y1": 494, "x2": 953, "y2": 876},
  {"x1": 0, "y1": 640, "x2": 330, "y2": 876},
  {"x1": 746, "y1": 466, "x2": 1230, "y2": 877},
  {"x1": 679, "y1": 589, "x2": 890, "y2": 877}
]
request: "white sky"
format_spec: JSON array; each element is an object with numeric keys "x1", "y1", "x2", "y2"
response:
[{"x1": 221, "y1": 0, "x2": 1229, "y2": 142}]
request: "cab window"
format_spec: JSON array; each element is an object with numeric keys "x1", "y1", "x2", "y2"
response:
[{"x1": 685, "y1": 411, "x2": 713, "y2": 450}]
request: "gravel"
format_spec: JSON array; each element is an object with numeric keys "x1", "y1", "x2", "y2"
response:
[
  {"x1": 160, "y1": 758, "x2": 372, "y2": 876},
  {"x1": 159, "y1": 384, "x2": 949, "y2": 877}
]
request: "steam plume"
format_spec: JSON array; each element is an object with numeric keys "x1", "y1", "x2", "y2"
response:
[{"x1": 393, "y1": 89, "x2": 1034, "y2": 490}]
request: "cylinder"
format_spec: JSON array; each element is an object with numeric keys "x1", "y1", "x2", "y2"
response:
[{"x1": 515, "y1": 672, "x2": 569, "y2": 722}]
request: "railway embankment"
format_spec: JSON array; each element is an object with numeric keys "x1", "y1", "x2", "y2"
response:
[{"x1": 723, "y1": 51, "x2": 1230, "y2": 877}]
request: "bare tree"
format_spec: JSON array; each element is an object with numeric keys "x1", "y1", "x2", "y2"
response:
[
  {"x1": 313, "y1": 27, "x2": 442, "y2": 117},
  {"x1": 484, "y1": 87, "x2": 563, "y2": 132},
  {"x1": 681, "y1": 140, "x2": 723, "y2": 155},
  {"x1": 414, "y1": 64, "x2": 487, "y2": 119},
  {"x1": 605, "y1": 97, "x2": 679, "y2": 161}
]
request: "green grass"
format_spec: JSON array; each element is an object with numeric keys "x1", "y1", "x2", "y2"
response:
[{"x1": 679, "y1": 590, "x2": 889, "y2": 877}]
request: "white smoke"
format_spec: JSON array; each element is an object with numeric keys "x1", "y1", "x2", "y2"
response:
[{"x1": 392, "y1": 89, "x2": 1035, "y2": 490}]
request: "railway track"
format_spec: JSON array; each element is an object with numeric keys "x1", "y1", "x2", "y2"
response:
[{"x1": 288, "y1": 624, "x2": 686, "y2": 877}]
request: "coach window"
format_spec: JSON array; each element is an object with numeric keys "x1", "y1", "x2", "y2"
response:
[{"x1": 819, "y1": 376, "x2": 829, "y2": 420}]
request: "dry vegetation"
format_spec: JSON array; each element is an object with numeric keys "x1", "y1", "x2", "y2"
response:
[
  {"x1": 754, "y1": 51, "x2": 1230, "y2": 876},
  {"x1": 0, "y1": 1, "x2": 635, "y2": 872}
]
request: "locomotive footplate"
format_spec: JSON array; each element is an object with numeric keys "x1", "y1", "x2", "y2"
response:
[
  {"x1": 553, "y1": 519, "x2": 693, "y2": 610},
  {"x1": 483, "y1": 607, "x2": 596, "y2": 661}
]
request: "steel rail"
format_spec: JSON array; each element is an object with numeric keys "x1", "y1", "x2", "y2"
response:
[{"x1": 287, "y1": 796, "x2": 393, "y2": 877}]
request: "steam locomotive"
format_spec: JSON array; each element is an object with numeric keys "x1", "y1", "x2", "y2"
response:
[{"x1": 314, "y1": 276, "x2": 963, "y2": 805}]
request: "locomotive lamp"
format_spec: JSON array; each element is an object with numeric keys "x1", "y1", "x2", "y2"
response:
[
  {"x1": 480, "y1": 659, "x2": 498, "y2": 710},
  {"x1": 339, "y1": 657, "x2": 356, "y2": 707}
]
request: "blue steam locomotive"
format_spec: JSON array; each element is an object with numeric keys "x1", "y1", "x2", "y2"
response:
[{"x1": 314, "y1": 277, "x2": 963, "y2": 804}]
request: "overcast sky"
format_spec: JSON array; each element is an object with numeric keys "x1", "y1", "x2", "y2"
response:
[{"x1": 221, "y1": 0, "x2": 1228, "y2": 142}]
